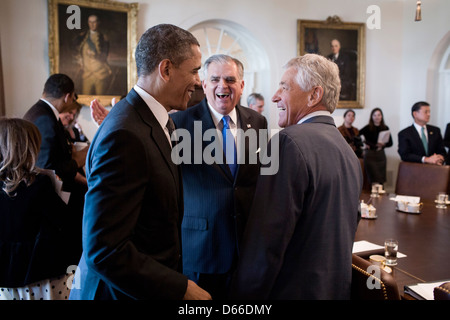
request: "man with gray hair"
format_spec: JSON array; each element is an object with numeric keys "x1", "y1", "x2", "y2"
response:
[
  {"x1": 230, "y1": 54, "x2": 362, "y2": 299},
  {"x1": 247, "y1": 93, "x2": 265, "y2": 114},
  {"x1": 170, "y1": 54, "x2": 267, "y2": 299}
]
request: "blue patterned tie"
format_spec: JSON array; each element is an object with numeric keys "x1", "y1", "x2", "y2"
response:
[
  {"x1": 421, "y1": 126, "x2": 428, "y2": 156},
  {"x1": 222, "y1": 116, "x2": 237, "y2": 177}
]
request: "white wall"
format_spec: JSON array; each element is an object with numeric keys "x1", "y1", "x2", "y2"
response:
[{"x1": 1, "y1": 0, "x2": 449, "y2": 190}]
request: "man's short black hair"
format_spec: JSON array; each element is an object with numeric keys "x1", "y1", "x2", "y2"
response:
[
  {"x1": 411, "y1": 101, "x2": 429, "y2": 117},
  {"x1": 43, "y1": 74, "x2": 75, "y2": 99}
]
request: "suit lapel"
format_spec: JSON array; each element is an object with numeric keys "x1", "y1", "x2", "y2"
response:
[
  {"x1": 410, "y1": 125, "x2": 427, "y2": 155},
  {"x1": 126, "y1": 89, "x2": 180, "y2": 193},
  {"x1": 196, "y1": 100, "x2": 234, "y2": 182}
]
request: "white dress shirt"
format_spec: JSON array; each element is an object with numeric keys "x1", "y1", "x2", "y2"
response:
[{"x1": 133, "y1": 85, "x2": 172, "y2": 146}]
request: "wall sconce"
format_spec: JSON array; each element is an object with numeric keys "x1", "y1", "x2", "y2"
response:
[{"x1": 415, "y1": 0, "x2": 422, "y2": 21}]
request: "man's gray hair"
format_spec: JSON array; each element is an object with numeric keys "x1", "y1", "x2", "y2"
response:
[
  {"x1": 247, "y1": 93, "x2": 264, "y2": 106},
  {"x1": 203, "y1": 54, "x2": 244, "y2": 80},
  {"x1": 284, "y1": 54, "x2": 341, "y2": 112}
]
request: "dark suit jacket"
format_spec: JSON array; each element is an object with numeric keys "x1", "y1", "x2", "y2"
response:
[
  {"x1": 0, "y1": 174, "x2": 76, "y2": 287},
  {"x1": 230, "y1": 116, "x2": 363, "y2": 299},
  {"x1": 170, "y1": 99, "x2": 267, "y2": 275},
  {"x1": 398, "y1": 124, "x2": 447, "y2": 163},
  {"x1": 69, "y1": 89, "x2": 187, "y2": 300},
  {"x1": 23, "y1": 100, "x2": 78, "y2": 191}
]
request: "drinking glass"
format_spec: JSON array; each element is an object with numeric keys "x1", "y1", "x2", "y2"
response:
[
  {"x1": 384, "y1": 239, "x2": 398, "y2": 266},
  {"x1": 436, "y1": 192, "x2": 448, "y2": 209}
]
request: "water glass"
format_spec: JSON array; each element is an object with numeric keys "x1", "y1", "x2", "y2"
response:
[
  {"x1": 436, "y1": 192, "x2": 448, "y2": 209},
  {"x1": 384, "y1": 239, "x2": 398, "y2": 266}
]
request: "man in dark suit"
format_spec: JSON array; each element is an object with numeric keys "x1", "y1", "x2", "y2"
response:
[
  {"x1": 170, "y1": 54, "x2": 267, "y2": 299},
  {"x1": 69, "y1": 24, "x2": 211, "y2": 300},
  {"x1": 23, "y1": 74, "x2": 88, "y2": 260},
  {"x1": 229, "y1": 54, "x2": 362, "y2": 299},
  {"x1": 23, "y1": 74, "x2": 87, "y2": 192},
  {"x1": 398, "y1": 101, "x2": 447, "y2": 165}
]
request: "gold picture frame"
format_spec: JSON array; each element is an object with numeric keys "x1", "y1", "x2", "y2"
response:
[
  {"x1": 297, "y1": 16, "x2": 365, "y2": 109},
  {"x1": 48, "y1": 0, "x2": 138, "y2": 106}
]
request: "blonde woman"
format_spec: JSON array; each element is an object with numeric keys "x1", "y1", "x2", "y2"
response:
[{"x1": 0, "y1": 118, "x2": 77, "y2": 300}]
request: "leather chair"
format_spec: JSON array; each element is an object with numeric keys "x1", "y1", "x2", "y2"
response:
[
  {"x1": 351, "y1": 254, "x2": 401, "y2": 300},
  {"x1": 395, "y1": 161, "x2": 450, "y2": 201},
  {"x1": 434, "y1": 282, "x2": 450, "y2": 300}
]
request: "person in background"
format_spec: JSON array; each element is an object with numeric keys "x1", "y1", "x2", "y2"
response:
[
  {"x1": 170, "y1": 54, "x2": 268, "y2": 300},
  {"x1": 0, "y1": 118, "x2": 77, "y2": 300},
  {"x1": 398, "y1": 101, "x2": 446, "y2": 165},
  {"x1": 229, "y1": 54, "x2": 362, "y2": 299},
  {"x1": 69, "y1": 23, "x2": 211, "y2": 300},
  {"x1": 338, "y1": 109, "x2": 363, "y2": 158},
  {"x1": 359, "y1": 108, "x2": 393, "y2": 185},
  {"x1": 23, "y1": 74, "x2": 88, "y2": 260},
  {"x1": 444, "y1": 122, "x2": 450, "y2": 164},
  {"x1": 247, "y1": 93, "x2": 265, "y2": 114}
]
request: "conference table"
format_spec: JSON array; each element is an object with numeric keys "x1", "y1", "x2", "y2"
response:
[{"x1": 354, "y1": 192, "x2": 450, "y2": 299}]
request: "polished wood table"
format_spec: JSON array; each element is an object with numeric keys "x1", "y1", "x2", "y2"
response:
[{"x1": 355, "y1": 192, "x2": 450, "y2": 298}]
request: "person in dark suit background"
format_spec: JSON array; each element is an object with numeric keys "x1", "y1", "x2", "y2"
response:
[
  {"x1": 23, "y1": 74, "x2": 87, "y2": 192},
  {"x1": 398, "y1": 101, "x2": 447, "y2": 165},
  {"x1": 229, "y1": 54, "x2": 362, "y2": 299},
  {"x1": 69, "y1": 24, "x2": 211, "y2": 300},
  {"x1": 23, "y1": 74, "x2": 88, "y2": 258},
  {"x1": 444, "y1": 123, "x2": 450, "y2": 164},
  {"x1": 444, "y1": 123, "x2": 450, "y2": 149},
  {"x1": 0, "y1": 118, "x2": 76, "y2": 300},
  {"x1": 170, "y1": 54, "x2": 267, "y2": 300}
]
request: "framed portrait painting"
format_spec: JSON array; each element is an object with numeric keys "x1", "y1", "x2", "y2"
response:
[
  {"x1": 48, "y1": 0, "x2": 138, "y2": 106},
  {"x1": 297, "y1": 16, "x2": 366, "y2": 109}
]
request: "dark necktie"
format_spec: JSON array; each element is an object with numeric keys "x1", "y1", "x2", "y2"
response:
[
  {"x1": 421, "y1": 126, "x2": 428, "y2": 156},
  {"x1": 166, "y1": 117, "x2": 175, "y2": 147},
  {"x1": 222, "y1": 115, "x2": 237, "y2": 177}
]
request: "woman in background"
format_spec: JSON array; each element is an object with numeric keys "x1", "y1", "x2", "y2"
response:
[
  {"x1": 0, "y1": 118, "x2": 76, "y2": 300},
  {"x1": 338, "y1": 109, "x2": 363, "y2": 158},
  {"x1": 359, "y1": 108, "x2": 393, "y2": 185}
]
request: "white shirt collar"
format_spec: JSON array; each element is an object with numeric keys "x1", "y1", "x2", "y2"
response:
[
  {"x1": 40, "y1": 98, "x2": 59, "y2": 121},
  {"x1": 207, "y1": 101, "x2": 238, "y2": 129},
  {"x1": 297, "y1": 110, "x2": 331, "y2": 124},
  {"x1": 413, "y1": 122, "x2": 427, "y2": 138},
  {"x1": 134, "y1": 85, "x2": 168, "y2": 131}
]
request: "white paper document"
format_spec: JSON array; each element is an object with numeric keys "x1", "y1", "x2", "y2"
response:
[
  {"x1": 405, "y1": 280, "x2": 450, "y2": 300},
  {"x1": 352, "y1": 240, "x2": 407, "y2": 258},
  {"x1": 377, "y1": 130, "x2": 390, "y2": 144}
]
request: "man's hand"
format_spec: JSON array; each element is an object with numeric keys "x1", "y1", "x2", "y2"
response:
[
  {"x1": 90, "y1": 99, "x2": 110, "y2": 126},
  {"x1": 424, "y1": 153, "x2": 445, "y2": 165},
  {"x1": 183, "y1": 280, "x2": 212, "y2": 300}
]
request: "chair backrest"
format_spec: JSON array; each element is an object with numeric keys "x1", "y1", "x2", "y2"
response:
[
  {"x1": 395, "y1": 162, "x2": 450, "y2": 201},
  {"x1": 351, "y1": 254, "x2": 401, "y2": 300}
]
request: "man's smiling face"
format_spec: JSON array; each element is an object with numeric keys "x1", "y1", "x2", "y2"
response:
[{"x1": 202, "y1": 61, "x2": 244, "y2": 115}]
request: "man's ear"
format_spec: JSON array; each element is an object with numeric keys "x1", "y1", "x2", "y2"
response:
[
  {"x1": 308, "y1": 86, "x2": 324, "y2": 107},
  {"x1": 158, "y1": 59, "x2": 172, "y2": 81},
  {"x1": 64, "y1": 93, "x2": 71, "y2": 104}
]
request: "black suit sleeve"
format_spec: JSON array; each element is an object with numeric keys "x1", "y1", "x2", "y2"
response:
[{"x1": 83, "y1": 128, "x2": 187, "y2": 299}]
